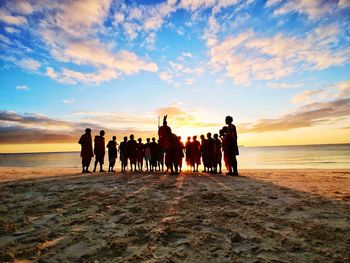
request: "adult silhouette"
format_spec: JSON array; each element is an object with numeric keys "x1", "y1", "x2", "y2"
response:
[
  {"x1": 191, "y1": 135, "x2": 201, "y2": 172},
  {"x1": 136, "y1": 138, "x2": 144, "y2": 172},
  {"x1": 178, "y1": 136, "x2": 185, "y2": 172},
  {"x1": 144, "y1": 138, "x2": 152, "y2": 172},
  {"x1": 119, "y1": 136, "x2": 128, "y2": 172},
  {"x1": 220, "y1": 116, "x2": 239, "y2": 176},
  {"x1": 126, "y1": 134, "x2": 137, "y2": 172},
  {"x1": 106, "y1": 136, "x2": 117, "y2": 172},
  {"x1": 78, "y1": 128, "x2": 94, "y2": 173},
  {"x1": 93, "y1": 130, "x2": 106, "y2": 172},
  {"x1": 185, "y1": 136, "x2": 192, "y2": 172},
  {"x1": 213, "y1": 133, "x2": 222, "y2": 174},
  {"x1": 206, "y1": 132, "x2": 215, "y2": 173},
  {"x1": 200, "y1": 134, "x2": 208, "y2": 172}
]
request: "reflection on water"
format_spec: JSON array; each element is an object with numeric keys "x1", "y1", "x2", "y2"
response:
[{"x1": 0, "y1": 144, "x2": 349, "y2": 169}]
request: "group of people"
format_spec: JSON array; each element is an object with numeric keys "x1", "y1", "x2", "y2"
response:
[{"x1": 78, "y1": 115, "x2": 239, "y2": 176}]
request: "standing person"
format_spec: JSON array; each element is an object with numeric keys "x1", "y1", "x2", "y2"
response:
[
  {"x1": 93, "y1": 130, "x2": 106, "y2": 172},
  {"x1": 178, "y1": 136, "x2": 185, "y2": 173},
  {"x1": 78, "y1": 128, "x2": 94, "y2": 173},
  {"x1": 185, "y1": 136, "x2": 192, "y2": 172},
  {"x1": 206, "y1": 133, "x2": 215, "y2": 173},
  {"x1": 220, "y1": 115, "x2": 239, "y2": 176},
  {"x1": 200, "y1": 134, "x2": 208, "y2": 173},
  {"x1": 126, "y1": 134, "x2": 137, "y2": 172},
  {"x1": 191, "y1": 136, "x2": 201, "y2": 172},
  {"x1": 136, "y1": 138, "x2": 144, "y2": 172},
  {"x1": 144, "y1": 138, "x2": 152, "y2": 172},
  {"x1": 119, "y1": 136, "x2": 128, "y2": 172},
  {"x1": 157, "y1": 140, "x2": 165, "y2": 172},
  {"x1": 213, "y1": 133, "x2": 222, "y2": 174},
  {"x1": 150, "y1": 137, "x2": 158, "y2": 172},
  {"x1": 106, "y1": 136, "x2": 117, "y2": 172}
]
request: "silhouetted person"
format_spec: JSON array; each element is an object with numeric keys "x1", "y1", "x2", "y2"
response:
[
  {"x1": 206, "y1": 133, "x2": 215, "y2": 173},
  {"x1": 126, "y1": 134, "x2": 137, "y2": 172},
  {"x1": 158, "y1": 116, "x2": 180, "y2": 175},
  {"x1": 136, "y1": 138, "x2": 144, "y2": 172},
  {"x1": 106, "y1": 136, "x2": 117, "y2": 172},
  {"x1": 119, "y1": 136, "x2": 128, "y2": 172},
  {"x1": 93, "y1": 130, "x2": 106, "y2": 172},
  {"x1": 144, "y1": 138, "x2": 152, "y2": 171},
  {"x1": 213, "y1": 133, "x2": 222, "y2": 174},
  {"x1": 150, "y1": 137, "x2": 158, "y2": 172},
  {"x1": 191, "y1": 135, "x2": 201, "y2": 172},
  {"x1": 220, "y1": 116, "x2": 239, "y2": 176},
  {"x1": 200, "y1": 134, "x2": 208, "y2": 172},
  {"x1": 157, "y1": 140, "x2": 165, "y2": 172},
  {"x1": 178, "y1": 136, "x2": 185, "y2": 172},
  {"x1": 185, "y1": 136, "x2": 192, "y2": 172},
  {"x1": 78, "y1": 128, "x2": 94, "y2": 173}
]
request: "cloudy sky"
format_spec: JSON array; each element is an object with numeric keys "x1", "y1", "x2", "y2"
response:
[{"x1": 0, "y1": 0, "x2": 349, "y2": 152}]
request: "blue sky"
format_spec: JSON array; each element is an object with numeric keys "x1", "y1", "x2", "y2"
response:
[{"x1": 0, "y1": 0, "x2": 350, "y2": 151}]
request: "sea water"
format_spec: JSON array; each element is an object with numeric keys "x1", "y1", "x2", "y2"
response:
[{"x1": 0, "y1": 144, "x2": 349, "y2": 169}]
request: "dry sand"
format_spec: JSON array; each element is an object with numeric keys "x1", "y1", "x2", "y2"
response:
[{"x1": 0, "y1": 168, "x2": 349, "y2": 262}]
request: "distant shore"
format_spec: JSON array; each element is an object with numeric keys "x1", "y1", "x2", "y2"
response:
[{"x1": 0, "y1": 168, "x2": 349, "y2": 262}]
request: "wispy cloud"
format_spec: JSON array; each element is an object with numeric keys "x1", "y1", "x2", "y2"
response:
[{"x1": 15, "y1": 85, "x2": 30, "y2": 90}]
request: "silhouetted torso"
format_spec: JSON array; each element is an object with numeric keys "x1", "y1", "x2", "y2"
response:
[{"x1": 78, "y1": 133, "x2": 93, "y2": 159}]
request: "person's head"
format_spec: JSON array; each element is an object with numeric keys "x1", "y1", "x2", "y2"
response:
[
  {"x1": 207, "y1": 132, "x2": 212, "y2": 139},
  {"x1": 130, "y1": 134, "x2": 134, "y2": 140},
  {"x1": 123, "y1": 136, "x2": 127, "y2": 142},
  {"x1": 214, "y1": 133, "x2": 219, "y2": 139},
  {"x1": 225, "y1": 115, "x2": 233, "y2": 125},
  {"x1": 138, "y1": 138, "x2": 142, "y2": 142},
  {"x1": 187, "y1": 136, "x2": 191, "y2": 141},
  {"x1": 85, "y1": 128, "x2": 91, "y2": 134},
  {"x1": 147, "y1": 138, "x2": 150, "y2": 142},
  {"x1": 112, "y1": 136, "x2": 116, "y2": 141},
  {"x1": 152, "y1": 137, "x2": 156, "y2": 142},
  {"x1": 193, "y1": 135, "x2": 197, "y2": 141},
  {"x1": 200, "y1": 134, "x2": 205, "y2": 140},
  {"x1": 100, "y1": 130, "x2": 105, "y2": 136}
]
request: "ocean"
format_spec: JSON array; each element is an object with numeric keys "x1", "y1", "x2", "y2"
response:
[{"x1": 0, "y1": 144, "x2": 349, "y2": 169}]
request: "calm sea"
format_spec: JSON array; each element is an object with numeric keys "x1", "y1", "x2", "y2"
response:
[{"x1": 0, "y1": 144, "x2": 349, "y2": 169}]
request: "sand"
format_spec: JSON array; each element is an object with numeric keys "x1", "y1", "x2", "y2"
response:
[{"x1": 0, "y1": 168, "x2": 349, "y2": 262}]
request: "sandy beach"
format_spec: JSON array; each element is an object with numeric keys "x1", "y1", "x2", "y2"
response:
[{"x1": 0, "y1": 168, "x2": 349, "y2": 262}]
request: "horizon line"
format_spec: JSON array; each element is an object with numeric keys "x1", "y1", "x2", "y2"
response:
[{"x1": 0, "y1": 142, "x2": 349, "y2": 155}]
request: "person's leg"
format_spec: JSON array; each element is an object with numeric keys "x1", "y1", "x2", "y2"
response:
[
  {"x1": 93, "y1": 160, "x2": 97, "y2": 172},
  {"x1": 81, "y1": 159, "x2": 85, "y2": 173},
  {"x1": 233, "y1": 156, "x2": 238, "y2": 175}
]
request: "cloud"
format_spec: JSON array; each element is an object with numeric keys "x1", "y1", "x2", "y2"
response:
[
  {"x1": 15, "y1": 85, "x2": 30, "y2": 90},
  {"x1": 6, "y1": 0, "x2": 34, "y2": 15},
  {"x1": 209, "y1": 25, "x2": 350, "y2": 85},
  {"x1": 291, "y1": 79, "x2": 350, "y2": 104},
  {"x1": 4, "y1": 26, "x2": 20, "y2": 34},
  {"x1": 240, "y1": 97, "x2": 350, "y2": 133},
  {"x1": 17, "y1": 58, "x2": 41, "y2": 71},
  {"x1": 291, "y1": 89, "x2": 324, "y2": 104},
  {"x1": 241, "y1": 80, "x2": 350, "y2": 133},
  {"x1": 62, "y1": 99, "x2": 75, "y2": 104},
  {"x1": 0, "y1": 10, "x2": 27, "y2": 25},
  {"x1": 267, "y1": 82, "x2": 303, "y2": 89}
]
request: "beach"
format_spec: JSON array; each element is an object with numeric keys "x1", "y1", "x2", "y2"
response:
[{"x1": 0, "y1": 168, "x2": 349, "y2": 262}]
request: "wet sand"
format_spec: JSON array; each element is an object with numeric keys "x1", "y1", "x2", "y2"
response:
[{"x1": 0, "y1": 168, "x2": 349, "y2": 262}]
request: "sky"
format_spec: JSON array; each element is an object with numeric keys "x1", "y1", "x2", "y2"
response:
[{"x1": 0, "y1": 0, "x2": 350, "y2": 153}]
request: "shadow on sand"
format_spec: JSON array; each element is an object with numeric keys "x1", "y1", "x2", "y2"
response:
[{"x1": 0, "y1": 171, "x2": 349, "y2": 262}]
